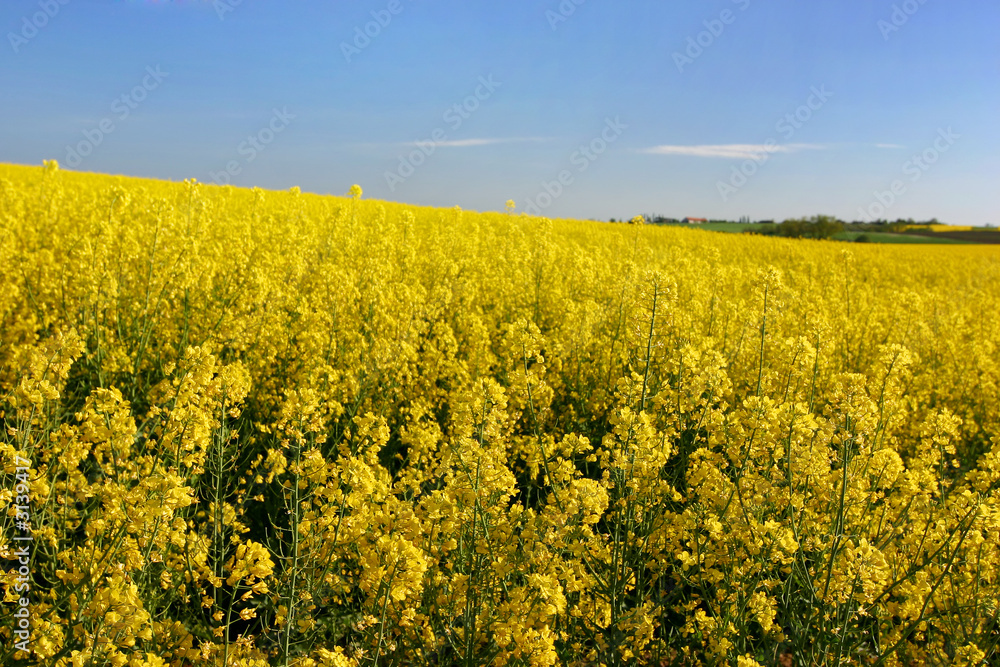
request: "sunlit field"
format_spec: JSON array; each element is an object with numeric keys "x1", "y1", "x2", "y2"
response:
[{"x1": 2, "y1": 162, "x2": 999, "y2": 666}]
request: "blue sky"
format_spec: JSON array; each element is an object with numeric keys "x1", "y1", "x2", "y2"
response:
[{"x1": 2, "y1": 0, "x2": 997, "y2": 224}]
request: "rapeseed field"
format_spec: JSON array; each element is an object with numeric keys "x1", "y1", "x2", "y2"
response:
[{"x1": 1, "y1": 162, "x2": 998, "y2": 666}]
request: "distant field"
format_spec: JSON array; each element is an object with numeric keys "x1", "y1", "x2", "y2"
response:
[
  {"x1": 904, "y1": 230, "x2": 1000, "y2": 244},
  {"x1": 903, "y1": 224, "x2": 975, "y2": 233},
  {"x1": 662, "y1": 223, "x2": 982, "y2": 245},
  {"x1": 834, "y1": 231, "x2": 968, "y2": 244}
]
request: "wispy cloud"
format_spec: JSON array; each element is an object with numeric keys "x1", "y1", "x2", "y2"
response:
[
  {"x1": 640, "y1": 143, "x2": 826, "y2": 159},
  {"x1": 875, "y1": 143, "x2": 906, "y2": 149}
]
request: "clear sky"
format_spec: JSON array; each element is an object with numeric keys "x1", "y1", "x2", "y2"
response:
[{"x1": 2, "y1": 0, "x2": 997, "y2": 224}]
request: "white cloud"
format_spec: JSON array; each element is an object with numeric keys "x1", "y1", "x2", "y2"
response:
[
  {"x1": 640, "y1": 143, "x2": 826, "y2": 159},
  {"x1": 875, "y1": 143, "x2": 906, "y2": 149}
]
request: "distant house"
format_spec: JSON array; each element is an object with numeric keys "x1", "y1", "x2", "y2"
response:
[{"x1": 683, "y1": 217, "x2": 708, "y2": 224}]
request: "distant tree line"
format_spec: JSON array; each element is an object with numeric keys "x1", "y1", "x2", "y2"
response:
[{"x1": 755, "y1": 215, "x2": 843, "y2": 240}]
